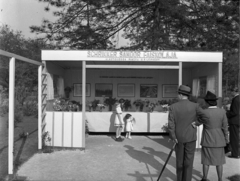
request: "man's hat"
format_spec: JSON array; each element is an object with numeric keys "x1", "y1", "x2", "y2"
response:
[
  {"x1": 178, "y1": 85, "x2": 191, "y2": 95},
  {"x1": 204, "y1": 91, "x2": 218, "y2": 101}
]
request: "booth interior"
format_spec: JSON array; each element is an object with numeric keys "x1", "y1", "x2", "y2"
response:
[{"x1": 45, "y1": 60, "x2": 220, "y2": 134}]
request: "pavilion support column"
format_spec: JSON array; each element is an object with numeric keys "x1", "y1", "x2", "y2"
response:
[
  {"x1": 38, "y1": 65, "x2": 42, "y2": 149},
  {"x1": 82, "y1": 61, "x2": 86, "y2": 148},
  {"x1": 178, "y1": 62, "x2": 182, "y2": 86},
  {"x1": 8, "y1": 57, "x2": 15, "y2": 175},
  {"x1": 218, "y1": 63, "x2": 222, "y2": 97}
]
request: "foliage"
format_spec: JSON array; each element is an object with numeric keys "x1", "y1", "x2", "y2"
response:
[
  {"x1": 158, "y1": 98, "x2": 178, "y2": 106},
  {"x1": 13, "y1": 110, "x2": 24, "y2": 124},
  {"x1": 161, "y1": 123, "x2": 169, "y2": 133},
  {"x1": 22, "y1": 99, "x2": 38, "y2": 116},
  {"x1": 53, "y1": 98, "x2": 81, "y2": 111},
  {"x1": 6, "y1": 109, "x2": 24, "y2": 128},
  {"x1": 144, "y1": 99, "x2": 158, "y2": 112},
  {"x1": 32, "y1": 0, "x2": 238, "y2": 50},
  {"x1": 42, "y1": 131, "x2": 53, "y2": 153},
  {"x1": 133, "y1": 99, "x2": 144, "y2": 107},
  {"x1": 91, "y1": 99, "x2": 100, "y2": 110},
  {"x1": 0, "y1": 24, "x2": 56, "y2": 102},
  {"x1": 133, "y1": 99, "x2": 145, "y2": 111},
  {"x1": 104, "y1": 97, "x2": 117, "y2": 106},
  {"x1": 122, "y1": 99, "x2": 132, "y2": 110},
  {"x1": 97, "y1": 103, "x2": 106, "y2": 109},
  {"x1": 158, "y1": 99, "x2": 178, "y2": 112},
  {"x1": 31, "y1": 0, "x2": 239, "y2": 93}
]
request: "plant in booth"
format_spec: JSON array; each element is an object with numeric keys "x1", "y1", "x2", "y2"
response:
[
  {"x1": 133, "y1": 99, "x2": 145, "y2": 111},
  {"x1": 104, "y1": 97, "x2": 117, "y2": 111},
  {"x1": 145, "y1": 99, "x2": 158, "y2": 112},
  {"x1": 91, "y1": 99, "x2": 100, "y2": 111},
  {"x1": 53, "y1": 98, "x2": 81, "y2": 111},
  {"x1": 158, "y1": 99, "x2": 178, "y2": 112},
  {"x1": 97, "y1": 103, "x2": 106, "y2": 112},
  {"x1": 121, "y1": 99, "x2": 132, "y2": 111}
]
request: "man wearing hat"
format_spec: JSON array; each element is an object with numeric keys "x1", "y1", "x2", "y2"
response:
[
  {"x1": 226, "y1": 87, "x2": 239, "y2": 158},
  {"x1": 168, "y1": 85, "x2": 209, "y2": 181}
]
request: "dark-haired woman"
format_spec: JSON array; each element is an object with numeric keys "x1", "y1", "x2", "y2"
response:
[{"x1": 197, "y1": 91, "x2": 228, "y2": 181}]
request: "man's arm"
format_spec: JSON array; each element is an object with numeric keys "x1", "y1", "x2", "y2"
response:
[
  {"x1": 227, "y1": 97, "x2": 239, "y2": 119},
  {"x1": 168, "y1": 106, "x2": 178, "y2": 143},
  {"x1": 196, "y1": 105, "x2": 209, "y2": 124},
  {"x1": 222, "y1": 113, "x2": 229, "y2": 143}
]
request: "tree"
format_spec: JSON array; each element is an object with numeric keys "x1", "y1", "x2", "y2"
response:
[
  {"x1": 31, "y1": 0, "x2": 239, "y2": 93},
  {"x1": 0, "y1": 24, "x2": 54, "y2": 104}
]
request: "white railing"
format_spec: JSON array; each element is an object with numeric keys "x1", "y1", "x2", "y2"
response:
[{"x1": 0, "y1": 49, "x2": 43, "y2": 175}]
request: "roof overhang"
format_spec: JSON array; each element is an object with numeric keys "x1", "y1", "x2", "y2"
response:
[{"x1": 42, "y1": 50, "x2": 222, "y2": 63}]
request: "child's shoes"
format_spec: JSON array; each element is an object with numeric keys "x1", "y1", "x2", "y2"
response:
[{"x1": 128, "y1": 136, "x2": 132, "y2": 139}]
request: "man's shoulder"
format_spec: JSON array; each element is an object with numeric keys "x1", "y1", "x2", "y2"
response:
[{"x1": 172, "y1": 100, "x2": 197, "y2": 107}]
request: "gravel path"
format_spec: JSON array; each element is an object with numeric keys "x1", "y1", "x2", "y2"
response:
[{"x1": 15, "y1": 135, "x2": 240, "y2": 181}]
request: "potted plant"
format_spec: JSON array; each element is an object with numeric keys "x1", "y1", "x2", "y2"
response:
[
  {"x1": 122, "y1": 99, "x2": 132, "y2": 111},
  {"x1": 133, "y1": 99, "x2": 144, "y2": 111},
  {"x1": 104, "y1": 97, "x2": 117, "y2": 111},
  {"x1": 97, "y1": 103, "x2": 106, "y2": 112},
  {"x1": 91, "y1": 99, "x2": 100, "y2": 111},
  {"x1": 146, "y1": 101, "x2": 157, "y2": 112}
]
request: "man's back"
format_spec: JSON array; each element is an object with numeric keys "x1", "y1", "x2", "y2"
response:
[{"x1": 168, "y1": 99, "x2": 204, "y2": 143}]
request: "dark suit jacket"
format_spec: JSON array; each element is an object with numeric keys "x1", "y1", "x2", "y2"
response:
[
  {"x1": 168, "y1": 99, "x2": 209, "y2": 143},
  {"x1": 198, "y1": 108, "x2": 228, "y2": 147},
  {"x1": 227, "y1": 95, "x2": 239, "y2": 125}
]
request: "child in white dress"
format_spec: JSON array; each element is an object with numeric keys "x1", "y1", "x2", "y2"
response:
[{"x1": 124, "y1": 114, "x2": 135, "y2": 139}]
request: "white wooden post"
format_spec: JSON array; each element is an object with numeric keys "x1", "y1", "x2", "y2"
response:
[
  {"x1": 82, "y1": 61, "x2": 86, "y2": 148},
  {"x1": 178, "y1": 62, "x2": 182, "y2": 85},
  {"x1": 218, "y1": 62, "x2": 222, "y2": 97},
  {"x1": 38, "y1": 65, "x2": 42, "y2": 149},
  {"x1": 8, "y1": 57, "x2": 15, "y2": 174}
]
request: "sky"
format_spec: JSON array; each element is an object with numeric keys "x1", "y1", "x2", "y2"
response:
[
  {"x1": 0, "y1": 0, "x2": 129, "y2": 46},
  {"x1": 0, "y1": 0, "x2": 58, "y2": 39}
]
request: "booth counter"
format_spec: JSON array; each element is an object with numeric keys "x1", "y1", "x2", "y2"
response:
[{"x1": 44, "y1": 111, "x2": 168, "y2": 147}]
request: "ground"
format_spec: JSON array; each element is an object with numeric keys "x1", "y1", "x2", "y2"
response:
[
  {"x1": 0, "y1": 115, "x2": 240, "y2": 181},
  {"x1": 0, "y1": 115, "x2": 38, "y2": 181}
]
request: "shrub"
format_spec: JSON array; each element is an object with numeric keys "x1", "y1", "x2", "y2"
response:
[
  {"x1": 6, "y1": 109, "x2": 24, "y2": 128},
  {"x1": 23, "y1": 100, "x2": 38, "y2": 116}
]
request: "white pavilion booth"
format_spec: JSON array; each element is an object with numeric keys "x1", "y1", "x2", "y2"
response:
[{"x1": 40, "y1": 50, "x2": 223, "y2": 149}]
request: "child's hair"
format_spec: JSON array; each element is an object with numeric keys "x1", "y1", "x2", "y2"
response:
[
  {"x1": 124, "y1": 113, "x2": 132, "y2": 119},
  {"x1": 124, "y1": 113, "x2": 136, "y2": 124}
]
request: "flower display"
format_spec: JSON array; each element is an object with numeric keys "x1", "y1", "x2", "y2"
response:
[
  {"x1": 133, "y1": 99, "x2": 145, "y2": 111},
  {"x1": 122, "y1": 99, "x2": 132, "y2": 111},
  {"x1": 145, "y1": 99, "x2": 158, "y2": 112},
  {"x1": 158, "y1": 98, "x2": 178, "y2": 112},
  {"x1": 91, "y1": 99, "x2": 100, "y2": 111},
  {"x1": 53, "y1": 98, "x2": 80, "y2": 112},
  {"x1": 104, "y1": 97, "x2": 117, "y2": 111},
  {"x1": 97, "y1": 103, "x2": 106, "y2": 112}
]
